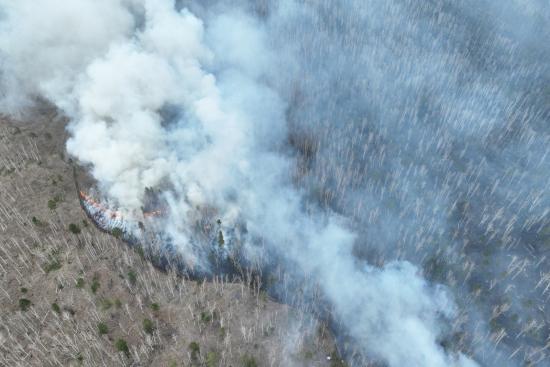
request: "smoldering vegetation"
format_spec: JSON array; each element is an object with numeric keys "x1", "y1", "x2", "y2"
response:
[{"x1": 0, "y1": 1, "x2": 549, "y2": 366}]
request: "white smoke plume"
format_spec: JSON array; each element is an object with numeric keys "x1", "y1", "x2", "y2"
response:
[{"x1": 0, "y1": 0, "x2": 509, "y2": 366}]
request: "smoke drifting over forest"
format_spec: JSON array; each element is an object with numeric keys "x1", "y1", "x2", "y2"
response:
[{"x1": 0, "y1": 0, "x2": 548, "y2": 366}]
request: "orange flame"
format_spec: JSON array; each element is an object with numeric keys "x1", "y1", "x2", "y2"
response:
[
  {"x1": 79, "y1": 191, "x2": 164, "y2": 219},
  {"x1": 144, "y1": 209, "x2": 164, "y2": 218},
  {"x1": 79, "y1": 191, "x2": 123, "y2": 219}
]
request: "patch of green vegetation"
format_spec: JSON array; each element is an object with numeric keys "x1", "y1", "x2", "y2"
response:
[
  {"x1": 100, "y1": 298, "x2": 113, "y2": 310},
  {"x1": 127, "y1": 270, "x2": 137, "y2": 285},
  {"x1": 143, "y1": 318, "x2": 154, "y2": 335},
  {"x1": 188, "y1": 342, "x2": 200, "y2": 360},
  {"x1": 241, "y1": 354, "x2": 258, "y2": 367},
  {"x1": 76, "y1": 278, "x2": 85, "y2": 288},
  {"x1": 266, "y1": 274, "x2": 278, "y2": 288},
  {"x1": 151, "y1": 254, "x2": 161, "y2": 266},
  {"x1": 82, "y1": 219, "x2": 88, "y2": 227},
  {"x1": 206, "y1": 350, "x2": 220, "y2": 367},
  {"x1": 20, "y1": 287, "x2": 28, "y2": 293},
  {"x1": 218, "y1": 230, "x2": 225, "y2": 247},
  {"x1": 68, "y1": 223, "x2": 81, "y2": 234},
  {"x1": 31, "y1": 216, "x2": 44, "y2": 226},
  {"x1": 134, "y1": 246, "x2": 145, "y2": 259},
  {"x1": 76, "y1": 353, "x2": 84, "y2": 363},
  {"x1": 1, "y1": 167, "x2": 14, "y2": 176},
  {"x1": 200, "y1": 311, "x2": 212, "y2": 323},
  {"x1": 47, "y1": 195, "x2": 63, "y2": 210},
  {"x1": 263, "y1": 325, "x2": 275, "y2": 337},
  {"x1": 114, "y1": 299, "x2": 122, "y2": 308},
  {"x1": 97, "y1": 322, "x2": 108, "y2": 335},
  {"x1": 47, "y1": 199, "x2": 57, "y2": 210},
  {"x1": 51, "y1": 302, "x2": 61, "y2": 314},
  {"x1": 44, "y1": 257, "x2": 62, "y2": 273},
  {"x1": 19, "y1": 298, "x2": 32, "y2": 311},
  {"x1": 150, "y1": 302, "x2": 160, "y2": 312},
  {"x1": 44, "y1": 259, "x2": 61, "y2": 273},
  {"x1": 115, "y1": 339, "x2": 130, "y2": 357},
  {"x1": 111, "y1": 227, "x2": 123, "y2": 238},
  {"x1": 90, "y1": 276, "x2": 100, "y2": 294}
]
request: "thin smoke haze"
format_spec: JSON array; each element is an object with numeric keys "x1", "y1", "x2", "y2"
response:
[{"x1": 0, "y1": 0, "x2": 548, "y2": 366}]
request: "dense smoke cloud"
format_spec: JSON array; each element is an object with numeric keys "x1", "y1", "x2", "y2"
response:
[{"x1": 1, "y1": 0, "x2": 549, "y2": 366}]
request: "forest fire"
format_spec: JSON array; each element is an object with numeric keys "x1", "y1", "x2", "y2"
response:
[
  {"x1": 79, "y1": 191, "x2": 122, "y2": 219},
  {"x1": 78, "y1": 190, "x2": 165, "y2": 232}
]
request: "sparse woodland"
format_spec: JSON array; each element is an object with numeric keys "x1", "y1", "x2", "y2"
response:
[
  {"x1": 0, "y1": 111, "x2": 337, "y2": 367},
  {"x1": 0, "y1": 1, "x2": 548, "y2": 366}
]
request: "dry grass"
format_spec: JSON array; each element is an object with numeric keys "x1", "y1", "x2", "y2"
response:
[{"x1": 0, "y1": 108, "x2": 337, "y2": 367}]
